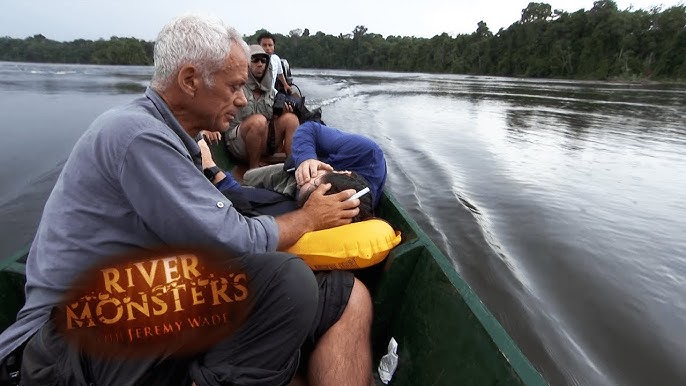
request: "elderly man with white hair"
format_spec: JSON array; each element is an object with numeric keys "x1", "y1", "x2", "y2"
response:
[{"x1": 0, "y1": 14, "x2": 372, "y2": 386}]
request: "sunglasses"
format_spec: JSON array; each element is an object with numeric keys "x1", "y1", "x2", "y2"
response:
[{"x1": 251, "y1": 56, "x2": 268, "y2": 64}]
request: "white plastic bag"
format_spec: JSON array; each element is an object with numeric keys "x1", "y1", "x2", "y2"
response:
[{"x1": 378, "y1": 337, "x2": 398, "y2": 384}]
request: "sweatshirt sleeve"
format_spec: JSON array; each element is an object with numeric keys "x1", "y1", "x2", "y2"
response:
[{"x1": 292, "y1": 121, "x2": 348, "y2": 166}]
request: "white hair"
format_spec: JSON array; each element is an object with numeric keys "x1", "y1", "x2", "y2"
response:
[{"x1": 150, "y1": 14, "x2": 249, "y2": 91}]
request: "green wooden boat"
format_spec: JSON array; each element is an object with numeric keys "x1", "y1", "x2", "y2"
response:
[{"x1": 0, "y1": 142, "x2": 547, "y2": 385}]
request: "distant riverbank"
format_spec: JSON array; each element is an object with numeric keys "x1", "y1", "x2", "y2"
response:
[{"x1": 2, "y1": 2, "x2": 685, "y2": 82}]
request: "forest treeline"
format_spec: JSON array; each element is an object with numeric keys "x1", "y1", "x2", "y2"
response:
[{"x1": 1, "y1": 0, "x2": 685, "y2": 80}]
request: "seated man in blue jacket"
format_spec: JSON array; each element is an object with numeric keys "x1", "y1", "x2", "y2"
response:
[{"x1": 243, "y1": 120, "x2": 387, "y2": 210}]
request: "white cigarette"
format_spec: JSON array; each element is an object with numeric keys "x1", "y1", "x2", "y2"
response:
[{"x1": 346, "y1": 187, "x2": 370, "y2": 201}]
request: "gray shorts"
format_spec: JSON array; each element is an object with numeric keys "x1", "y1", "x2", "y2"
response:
[
  {"x1": 225, "y1": 124, "x2": 246, "y2": 161},
  {"x1": 243, "y1": 164, "x2": 298, "y2": 198},
  {"x1": 19, "y1": 253, "x2": 354, "y2": 386}
]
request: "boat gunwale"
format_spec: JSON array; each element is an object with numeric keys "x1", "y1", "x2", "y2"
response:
[{"x1": 377, "y1": 192, "x2": 547, "y2": 385}]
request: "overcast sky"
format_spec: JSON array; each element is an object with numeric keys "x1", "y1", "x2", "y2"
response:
[{"x1": 2, "y1": 0, "x2": 683, "y2": 42}]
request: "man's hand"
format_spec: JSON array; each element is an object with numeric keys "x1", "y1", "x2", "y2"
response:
[
  {"x1": 301, "y1": 184, "x2": 359, "y2": 230},
  {"x1": 295, "y1": 159, "x2": 333, "y2": 186},
  {"x1": 201, "y1": 130, "x2": 222, "y2": 145},
  {"x1": 285, "y1": 102, "x2": 295, "y2": 114},
  {"x1": 275, "y1": 184, "x2": 359, "y2": 249},
  {"x1": 273, "y1": 102, "x2": 294, "y2": 118}
]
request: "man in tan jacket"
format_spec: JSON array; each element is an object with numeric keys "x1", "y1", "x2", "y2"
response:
[{"x1": 224, "y1": 44, "x2": 299, "y2": 169}]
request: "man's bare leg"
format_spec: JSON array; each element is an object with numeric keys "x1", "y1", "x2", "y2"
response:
[
  {"x1": 274, "y1": 112, "x2": 299, "y2": 156},
  {"x1": 240, "y1": 115, "x2": 269, "y2": 169},
  {"x1": 307, "y1": 278, "x2": 373, "y2": 386}
]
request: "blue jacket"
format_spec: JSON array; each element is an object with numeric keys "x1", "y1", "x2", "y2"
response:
[{"x1": 291, "y1": 121, "x2": 387, "y2": 207}]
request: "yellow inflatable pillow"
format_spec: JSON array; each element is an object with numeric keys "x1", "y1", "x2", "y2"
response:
[{"x1": 285, "y1": 219, "x2": 402, "y2": 271}]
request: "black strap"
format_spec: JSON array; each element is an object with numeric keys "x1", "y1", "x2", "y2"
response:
[
  {"x1": 0, "y1": 342, "x2": 25, "y2": 386},
  {"x1": 267, "y1": 120, "x2": 276, "y2": 155}
]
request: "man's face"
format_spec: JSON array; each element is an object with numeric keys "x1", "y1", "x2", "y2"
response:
[
  {"x1": 249, "y1": 54, "x2": 269, "y2": 79},
  {"x1": 297, "y1": 171, "x2": 329, "y2": 203},
  {"x1": 296, "y1": 170, "x2": 353, "y2": 205},
  {"x1": 259, "y1": 38, "x2": 275, "y2": 55},
  {"x1": 193, "y1": 44, "x2": 248, "y2": 133}
]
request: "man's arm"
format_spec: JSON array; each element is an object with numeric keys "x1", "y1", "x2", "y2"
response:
[
  {"x1": 278, "y1": 73, "x2": 292, "y2": 94},
  {"x1": 291, "y1": 121, "x2": 348, "y2": 164},
  {"x1": 291, "y1": 121, "x2": 387, "y2": 207},
  {"x1": 198, "y1": 137, "x2": 240, "y2": 191},
  {"x1": 122, "y1": 132, "x2": 279, "y2": 255},
  {"x1": 273, "y1": 54, "x2": 292, "y2": 94},
  {"x1": 199, "y1": 137, "x2": 359, "y2": 249},
  {"x1": 291, "y1": 122, "x2": 347, "y2": 184}
]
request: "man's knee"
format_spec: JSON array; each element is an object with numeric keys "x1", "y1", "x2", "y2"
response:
[
  {"x1": 240, "y1": 115, "x2": 269, "y2": 140},
  {"x1": 343, "y1": 278, "x2": 373, "y2": 324},
  {"x1": 275, "y1": 254, "x2": 319, "y2": 316},
  {"x1": 243, "y1": 114, "x2": 269, "y2": 128},
  {"x1": 251, "y1": 252, "x2": 319, "y2": 325},
  {"x1": 275, "y1": 112, "x2": 299, "y2": 131}
]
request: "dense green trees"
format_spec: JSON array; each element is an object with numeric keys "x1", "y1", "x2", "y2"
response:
[
  {"x1": 1, "y1": 1, "x2": 684, "y2": 80},
  {"x1": 0, "y1": 35, "x2": 153, "y2": 65}
]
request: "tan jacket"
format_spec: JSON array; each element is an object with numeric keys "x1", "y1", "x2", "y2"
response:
[{"x1": 229, "y1": 70, "x2": 276, "y2": 130}]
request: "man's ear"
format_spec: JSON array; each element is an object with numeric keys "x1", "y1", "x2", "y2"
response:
[{"x1": 177, "y1": 65, "x2": 201, "y2": 97}]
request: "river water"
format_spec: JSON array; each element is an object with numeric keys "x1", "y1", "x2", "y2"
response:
[{"x1": 1, "y1": 61, "x2": 685, "y2": 385}]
